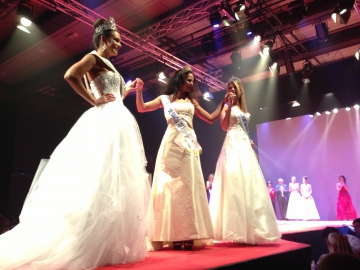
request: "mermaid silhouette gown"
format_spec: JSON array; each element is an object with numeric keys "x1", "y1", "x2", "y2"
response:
[{"x1": 0, "y1": 56, "x2": 151, "y2": 269}]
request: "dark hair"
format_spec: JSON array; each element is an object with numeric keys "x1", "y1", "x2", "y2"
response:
[
  {"x1": 163, "y1": 69, "x2": 197, "y2": 102},
  {"x1": 321, "y1": 227, "x2": 339, "y2": 240},
  {"x1": 318, "y1": 253, "x2": 360, "y2": 270},
  {"x1": 267, "y1": 181, "x2": 272, "y2": 186},
  {"x1": 92, "y1": 18, "x2": 116, "y2": 50},
  {"x1": 353, "y1": 218, "x2": 360, "y2": 225},
  {"x1": 303, "y1": 176, "x2": 308, "y2": 180},
  {"x1": 339, "y1": 175, "x2": 347, "y2": 184}
]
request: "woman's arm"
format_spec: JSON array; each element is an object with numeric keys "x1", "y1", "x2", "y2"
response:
[
  {"x1": 193, "y1": 96, "x2": 228, "y2": 124},
  {"x1": 64, "y1": 54, "x2": 114, "y2": 106},
  {"x1": 336, "y1": 183, "x2": 343, "y2": 192},
  {"x1": 136, "y1": 87, "x2": 162, "y2": 112}
]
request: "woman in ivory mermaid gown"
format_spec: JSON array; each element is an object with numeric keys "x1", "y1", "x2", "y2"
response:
[
  {"x1": 209, "y1": 77, "x2": 281, "y2": 244},
  {"x1": 136, "y1": 66, "x2": 229, "y2": 250},
  {"x1": 0, "y1": 17, "x2": 152, "y2": 270}
]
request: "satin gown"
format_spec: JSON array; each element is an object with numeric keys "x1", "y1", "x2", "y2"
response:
[
  {"x1": 300, "y1": 183, "x2": 320, "y2": 220},
  {"x1": 209, "y1": 106, "x2": 281, "y2": 244},
  {"x1": 151, "y1": 97, "x2": 214, "y2": 245},
  {"x1": 337, "y1": 184, "x2": 357, "y2": 220},
  {"x1": 0, "y1": 58, "x2": 152, "y2": 269},
  {"x1": 286, "y1": 182, "x2": 302, "y2": 220}
]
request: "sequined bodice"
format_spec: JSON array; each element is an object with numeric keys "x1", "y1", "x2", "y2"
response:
[
  {"x1": 228, "y1": 106, "x2": 250, "y2": 132},
  {"x1": 90, "y1": 71, "x2": 124, "y2": 102},
  {"x1": 164, "y1": 99, "x2": 194, "y2": 128}
]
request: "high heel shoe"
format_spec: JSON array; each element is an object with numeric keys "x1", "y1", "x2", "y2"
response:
[
  {"x1": 184, "y1": 240, "x2": 193, "y2": 250},
  {"x1": 173, "y1": 241, "x2": 182, "y2": 250}
]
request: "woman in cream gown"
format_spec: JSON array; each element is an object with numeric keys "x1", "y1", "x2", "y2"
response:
[
  {"x1": 286, "y1": 176, "x2": 302, "y2": 220},
  {"x1": 136, "y1": 66, "x2": 228, "y2": 250},
  {"x1": 0, "y1": 18, "x2": 152, "y2": 270},
  {"x1": 301, "y1": 176, "x2": 320, "y2": 220},
  {"x1": 209, "y1": 77, "x2": 281, "y2": 244}
]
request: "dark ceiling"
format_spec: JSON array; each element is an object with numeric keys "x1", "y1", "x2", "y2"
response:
[{"x1": 0, "y1": 0, "x2": 360, "y2": 122}]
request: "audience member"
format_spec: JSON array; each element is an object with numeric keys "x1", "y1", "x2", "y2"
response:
[
  {"x1": 353, "y1": 218, "x2": 360, "y2": 238},
  {"x1": 318, "y1": 253, "x2": 360, "y2": 270}
]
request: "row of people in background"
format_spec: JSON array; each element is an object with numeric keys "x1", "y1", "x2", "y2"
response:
[
  {"x1": 268, "y1": 176, "x2": 320, "y2": 221},
  {"x1": 267, "y1": 175, "x2": 358, "y2": 221}
]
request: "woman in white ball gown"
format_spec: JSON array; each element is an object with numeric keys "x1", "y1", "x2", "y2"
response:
[
  {"x1": 286, "y1": 176, "x2": 302, "y2": 220},
  {"x1": 209, "y1": 77, "x2": 281, "y2": 244},
  {"x1": 0, "y1": 17, "x2": 152, "y2": 270},
  {"x1": 300, "y1": 176, "x2": 320, "y2": 220}
]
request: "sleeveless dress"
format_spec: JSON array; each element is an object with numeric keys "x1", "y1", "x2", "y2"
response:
[
  {"x1": 286, "y1": 182, "x2": 302, "y2": 220},
  {"x1": 0, "y1": 55, "x2": 151, "y2": 269},
  {"x1": 209, "y1": 106, "x2": 281, "y2": 244},
  {"x1": 336, "y1": 184, "x2": 357, "y2": 220},
  {"x1": 300, "y1": 183, "x2": 320, "y2": 220},
  {"x1": 151, "y1": 97, "x2": 214, "y2": 245}
]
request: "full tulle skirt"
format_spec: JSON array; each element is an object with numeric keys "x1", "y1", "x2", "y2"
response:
[{"x1": 0, "y1": 101, "x2": 152, "y2": 270}]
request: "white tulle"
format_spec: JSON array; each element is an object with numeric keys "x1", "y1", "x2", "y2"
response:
[{"x1": 0, "y1": 69, "x2": 152, "y2": 269}]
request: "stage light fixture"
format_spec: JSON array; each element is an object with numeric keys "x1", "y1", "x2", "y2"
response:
[
  {"x1": 333, "y1": 108, "x2": 338, "y2": 113},
  {"x1": 259, "y1": 40, "x2": 273, "y2": 58},
  {"x1": 269, "y1": 55, "x2": 279, "y2": 75},
  {"x1": 292, "y1": 101, "x2": 300, "y2": 107},
  {"x1": 201, "y1": 35, "x2": 217, "y2": 57},
  {"x1": 17, "y1": 25, "x2": 30, "y2": 33},
  {"x1": 222, "y1": 15, "x2": 232, "y2": 26},
  {"x1": 230, "y1": 51, "x2": 242, "y2": 69},
  {"x1": 309, "y1": 114, "x2": 314, "y2": 118},
  {"x1": 302, "y1": 60, "x2": 313, "y2": 83},
  {"x1": 210, "y1": 11, "x2": 221, "y2": 28},
  {"x1": 233, "y1": 1, "x2": 249, "y2": 20},
  {"x1": 155, "y1": 63, "x2": 169, "y2": 84},
  {"x1": 17, "y1": 2, "x2": 33, "y2": 26},
  {"x1": 316, "y1": 112, "x2": 321, "y2": 116},
  {"x1": 220, "y1": 1, "x2": 236, "y2": 23},
  {"x1": 332, "y1": 6, "x2": 351, "y2": 24},
  {"x1": 345, "y1": 107, "x2": 351, "y2": 111},
  {"x1": 354, "y1": 104, "x2": 359, "y2": 109},
  {"x1": 325, "y1": 111, "x2": 330, "y2": 115},
  {"x1": 355, "y1": 48, "x2": 360, "y2": 60},
  {"x1": 283, "y1": 47, "x2": 295, "y2": 74},
  {"x1": 315, "y1": 22, "x2": 329, "y2": 42},
  {"x1": 199, "y1": 82, "x2": 213, "y2": 101}
]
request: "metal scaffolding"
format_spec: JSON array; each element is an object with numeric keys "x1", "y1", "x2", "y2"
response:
[{"x1": 49, "y1": 0, "x2": 225, "y2": 91}]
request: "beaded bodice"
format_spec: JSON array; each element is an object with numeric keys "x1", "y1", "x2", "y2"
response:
[
  {"x1": 90, "y1": 71, "x2": 124, "y2": 102},
  {"x1": 228, "y1": 106, "x2": 250, "y2": 133},
  {"x1": 290, "y1": 182, "x2": 300, "y2": 193},
  {"x1": 164, "y1": 98, "x2": 194, "y2": 129}
]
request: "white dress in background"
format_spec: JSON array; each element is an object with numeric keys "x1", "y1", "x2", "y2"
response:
[
  {"x1": 286, "y1": 182, "x2": 302, "y2": 220},
  {"x1": 209, "y1": 106, "x2": 281, "y2": 244},
  {"x1": 301, "y1": 183, "x2": 320, "y2": 220},
  {"x1": 0, "y1": 55, "x2": 152, "y2": 270}
]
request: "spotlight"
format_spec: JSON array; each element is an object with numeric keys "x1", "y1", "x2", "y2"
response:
[
  {"x1": 325, "y1": 111, "x2": 330, "y2": 115},
  {"x1": 332, "y1": 6, "x2": 351, "y2": 24},
  {"x1": 286, "y1": 118, "x2": 291, "y2": 120},
  {"x1": 315, "y1": 22, "x2": 329, "y2": 42},
  {"x1": 210, "y1": 11, "x2": 221, "y2": 28},
  {"x1": 354, "y1": 104, "x2": 359, "y2": 109},
  {"x1": 302, "y1": 60, "x2": 313, "y2": 83},
  {"x1": 199, "y1": 82, "x2": 213, "y2": 101},
  {"x1": 292, "y1": 101, "x2": 300, "y2": 107},
  {"x1": 17, "y1": 25, "x2": 31, "y2": 33},
  {"x1": 203, "y1": 92, "x2": 214, "y2": 101},
  {"x1": 233, "y1": 1, "x2": 249, "y2": 20},
  {"x1": 259, "y1": 40, "x2": 273, "y2": 58},
  {"x1": 201, "y1": 34, "x2": 217, "y2": 57},
  {"x1": 316, "y1": 112, "x2": 321, "y2": 116},
  {"x1": 230, "y1": 51, "x2": 242, "y2": 69},
  {"x1": 155, "y1": 63, "x2": 169, "y2": 84},
  {"x1": 309, "y1": 114, "x2": 314, "y2": 117},
  {"x1": 333, "y1": 108, "x2": 338, "y2": 113},
  {"x1": 355, "y1": 48, "x2": 360, "y2": 60},
  {"x1": 222, "y1": 15, "x2": 232, "y2": 26},
  {"x1": 17, "y1": 2, "x2": 33, "y2": 26},
  {"x1": 219, "y1": 1, "x2": 236, "y2": 23},
  {"x1": 269, "y1": 56, "x2": 279, "y2": 75},
  {"x1": 283, "y1": 47, "x2": 295, "y2": 74},
  {"x1": 345, "y1": 107, "x2": 351, "y2": 111}
]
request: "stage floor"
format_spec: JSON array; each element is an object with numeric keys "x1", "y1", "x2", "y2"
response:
[{"x1": 97, "y1": 220, "x2": 351, "y2": 270}]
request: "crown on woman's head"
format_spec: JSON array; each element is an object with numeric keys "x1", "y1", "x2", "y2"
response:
[
  {"x1": 181, "y1": 65, "x2": 192, "y2": 72},
  {"x1": 95, "y1": 17, "x2": 117, "y2": 34},
  {"x1": 228, "y1": 76, "x2": 242, "y2": 84}
]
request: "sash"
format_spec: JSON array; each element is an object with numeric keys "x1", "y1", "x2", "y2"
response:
[
  {"x1": 160, "y1": 95, "x2": 202, "y2": 153},
  {"x1": 236, "y1": 108, "x2": 250, "y2": 138},
  {"x1": 83, "y1": 51, "x2": 125, "y2": 96}
]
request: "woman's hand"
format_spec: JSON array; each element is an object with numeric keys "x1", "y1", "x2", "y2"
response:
[
  {"x1": 95, "y1": 93, "x2": 115, "y2": 106},
  {"x1": 222, "y1": 93, "x2": 231, "y2": 106},
  {"x1": 135, "y1": 78, "x2": 144, "y2": 92}
]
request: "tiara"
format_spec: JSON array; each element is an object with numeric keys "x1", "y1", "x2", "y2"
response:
[
  {"x1": 95, "y1": 17, "x2": 117, "y2": 34},
  {"x1": 181, "y1": 65, "x2": 192, "y2": 72},
  {"x1": 228, "y1": 76, "x2": 242, "y2": 84}
]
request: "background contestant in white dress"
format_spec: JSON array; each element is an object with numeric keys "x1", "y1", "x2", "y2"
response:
[
  {"x1": 300, "y1": 176, "x2": 320, "y2": 220},
  {"x1": 136, "y1": 66, "x2": 228, "y2": 250},
  {"x1": 209, "y1": 76, "x2": 281, "y2": 245},
  {"x1": 0, "y1": 17, "x2": 152, "y2": 270},
  {"x1": 286, "y1": 176, "x2": 302, "y2": 220}
]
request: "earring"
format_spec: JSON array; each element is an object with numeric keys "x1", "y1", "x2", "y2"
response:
[{"x1": 102, "y1": 43, "x2": 106, "y2": 52}]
